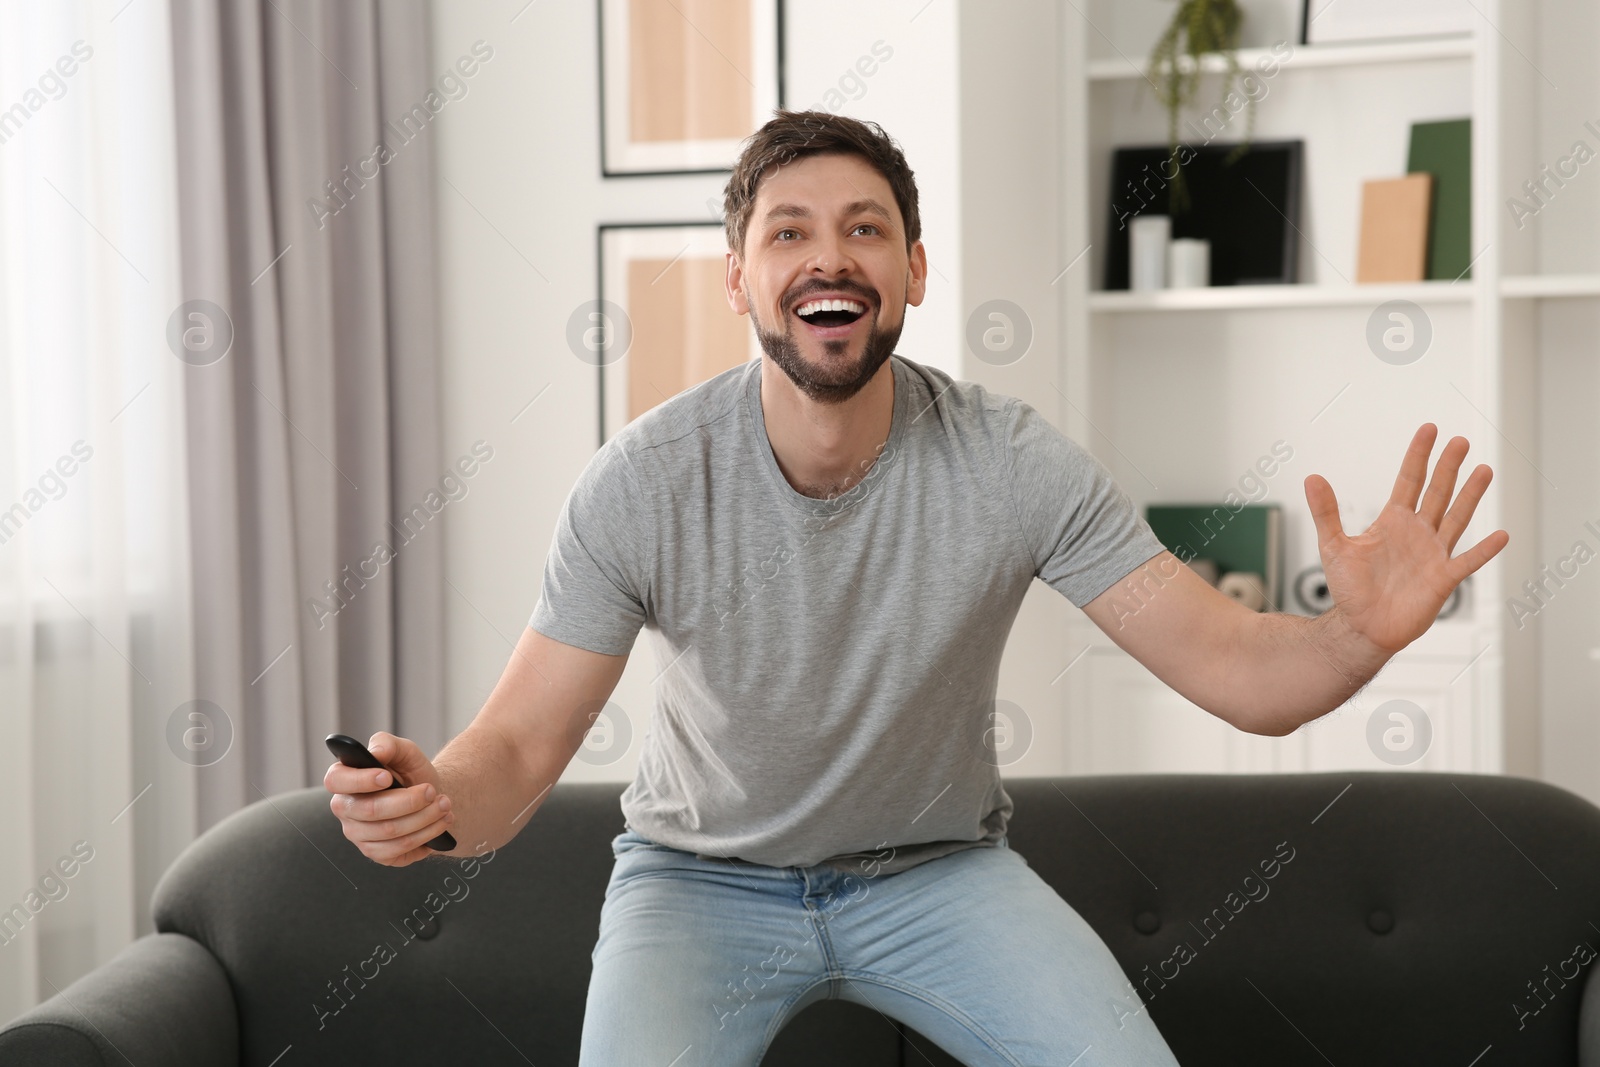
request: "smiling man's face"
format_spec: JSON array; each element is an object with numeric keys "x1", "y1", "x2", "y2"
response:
[{"x1": 726, "y1": 151, "x2": 927, "y2": 405}]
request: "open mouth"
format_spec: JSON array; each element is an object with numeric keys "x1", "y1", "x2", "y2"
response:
[{"x1": 793, "y1": 297, "x2": 869, "y2": 335}]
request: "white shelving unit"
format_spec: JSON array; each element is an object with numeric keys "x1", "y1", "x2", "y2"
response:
[
  {"x1": 1089, "y1": 280, "x2": 1474, "y2": 313},
  {"x1": 1084, "y1": 37, "x2": 1476, "y2": 82},
  {"x1": 1501, "y1": 274, "x2": 1600, "y2": 299},
  {"x1": 1054, "y1": 0, "x2": 1596, "y2": 791}
]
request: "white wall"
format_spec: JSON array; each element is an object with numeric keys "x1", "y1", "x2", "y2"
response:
[
  {"x1": 1526, "y1": 1, "x2": 1600, "y2": 800},
  {"x1": 953, "y1": 1, "x2": 1081, "y2": 776},
  {"x1": 429, "y1": 0, "x2": 965, "y2": 785}
]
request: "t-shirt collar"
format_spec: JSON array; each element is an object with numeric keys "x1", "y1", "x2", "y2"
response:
[{"x1": 744, "y1": 353, "x2": 909, "y2": 518}]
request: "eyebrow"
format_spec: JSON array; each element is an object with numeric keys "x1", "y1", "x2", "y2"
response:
[{"x1": 761, "y1": 198, "x2": 894, "y2": 228}]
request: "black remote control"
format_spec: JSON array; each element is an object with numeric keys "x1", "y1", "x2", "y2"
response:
[{"x1": 325, "y1": 733, "x2": 457, "y2": 852}]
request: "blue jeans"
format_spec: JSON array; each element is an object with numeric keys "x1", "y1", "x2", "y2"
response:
[{"x1": 578, "y1": 828, "x2": 1180, "y2": 1066}]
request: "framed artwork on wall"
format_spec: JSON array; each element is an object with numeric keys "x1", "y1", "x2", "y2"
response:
[
  {"x1": 1300, "y1": 0, "x2": 1473, "y2": 45},
  {"x1": 598, "y1": 0, "x2": 786, "y2": 176},
  {"x1": 595, "y1": 222, "x2": 757, "y2": 444}
]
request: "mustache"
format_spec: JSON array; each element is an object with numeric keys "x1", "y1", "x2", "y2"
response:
[{"x1": 786, "y1": 285, "x2": 877, "y2": 311}]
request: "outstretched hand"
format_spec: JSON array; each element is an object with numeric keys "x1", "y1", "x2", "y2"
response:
[{"x1": 1304, "y1": 423, "x2": 1509, "y2": 656}]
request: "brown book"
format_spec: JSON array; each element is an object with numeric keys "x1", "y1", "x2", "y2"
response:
[{"x1": 1356, "y1": 174, "x2": 1433, "y2": 283}]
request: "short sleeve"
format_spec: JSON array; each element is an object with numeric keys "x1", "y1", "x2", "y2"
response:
[
  {"x1": 1005, "y1": 399, "x2": 1167, "y2": 607},
  {"x1": 528, "y1": 440, "x2": 653, "y2": 655}
]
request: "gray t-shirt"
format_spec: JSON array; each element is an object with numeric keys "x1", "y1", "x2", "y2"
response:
[{"x1": 528, "y1": 353, "x2": 1166, "y2": 874}]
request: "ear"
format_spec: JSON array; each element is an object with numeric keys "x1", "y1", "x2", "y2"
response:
[
  {"x1": 905, "y1": 239, "x2": 928, "y2": 308},
  {"x1": 726, "y1": 250, "x2": 750, "y2": 315}
]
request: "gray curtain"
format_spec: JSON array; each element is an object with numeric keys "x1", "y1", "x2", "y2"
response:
[{"x1": 169, "y1": 0, "x2": 445, "y2": 828}]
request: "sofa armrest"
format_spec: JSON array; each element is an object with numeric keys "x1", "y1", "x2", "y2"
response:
[{"x1": 0, "y1": 932, "x2": 238, "y2": 1066}]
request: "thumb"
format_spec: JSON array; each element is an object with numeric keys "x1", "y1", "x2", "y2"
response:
[
  {"x1": 368, "y1": 732, "x2": 429, "y2": 780},
  {"x1": 1304, "y1": 474, "x2": 1346, "y2": 548}
]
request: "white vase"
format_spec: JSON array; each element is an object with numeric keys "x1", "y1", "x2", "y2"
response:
[{"x1": 1129, "y1": 214, "x2": 1170, "y2": 291}]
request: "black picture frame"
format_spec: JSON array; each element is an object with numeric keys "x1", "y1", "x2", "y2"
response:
[
  {"x1": 1103, "y1": 140, "x2": 1304, "y2": 290},
  {"x1": 597, "y1": 0, "x2": 787, "y2": 178}
]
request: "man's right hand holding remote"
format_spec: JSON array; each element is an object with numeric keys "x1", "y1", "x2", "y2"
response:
[
  {"x1": 323, "y1": 626, "x2": 632, "y2": 868},
  {"x1": 324, "y1": 733, "x2": 455, "y2": 867}
]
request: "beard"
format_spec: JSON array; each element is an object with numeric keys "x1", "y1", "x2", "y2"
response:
[{"x1": 751, "y1": 299, "x2": 903, "y2": 406}]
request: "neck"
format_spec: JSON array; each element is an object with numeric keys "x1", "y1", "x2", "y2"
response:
[{"x1": 760, "y1": 357, "x2": 895, "y2": 500}]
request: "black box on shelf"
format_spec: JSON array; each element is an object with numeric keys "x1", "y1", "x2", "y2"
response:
[{"x1": 1105, "y1": 140, "x2": 1304, "y2": 289}]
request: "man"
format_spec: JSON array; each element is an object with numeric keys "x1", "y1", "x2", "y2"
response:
[{"x1": 326, "y1": 109, "x2": 1507, "y2": 1064}]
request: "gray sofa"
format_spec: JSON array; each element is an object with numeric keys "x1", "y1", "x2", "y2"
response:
[{"x1": 5, "y1": 772, "x2": 1600, "y2": 1065}]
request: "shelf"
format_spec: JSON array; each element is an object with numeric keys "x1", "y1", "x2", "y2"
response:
[
  {"x1": 1086, "y1": 37, "x2": 1476, "y2": 82},
  {"x1": 1088, "y1": 281, "x2": 1475, "y2": 313},
  {"x1": 1501, "y1": 273, "x2": 1600, "y2": 299}
]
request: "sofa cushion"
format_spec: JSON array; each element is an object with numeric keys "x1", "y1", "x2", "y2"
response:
[{"x1": 1002, "y1": 773, "x2": 1600, "y2": 1064}]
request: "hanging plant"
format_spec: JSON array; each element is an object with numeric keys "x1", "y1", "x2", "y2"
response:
[{"x1": 1145, "y1": 0, "x2": 1252, "y2": 215}]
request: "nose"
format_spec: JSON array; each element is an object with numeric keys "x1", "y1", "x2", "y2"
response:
[{"x1": 804, "y1": 227, "x2": 858, "y2": 277}]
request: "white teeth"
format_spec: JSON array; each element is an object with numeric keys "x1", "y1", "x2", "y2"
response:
[{"x1": 796, "y1": 297, "x2": 867, "y2": 318}]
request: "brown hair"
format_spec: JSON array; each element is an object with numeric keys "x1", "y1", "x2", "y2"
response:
[{"x1": 722, "y1": 109, "x2": 921, "y2": 259}]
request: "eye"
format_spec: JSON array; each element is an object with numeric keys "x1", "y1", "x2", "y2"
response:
[
  {"x1": 852, "y1": 224, "x2": 880, "y2": 236},
  {"x1": 775, "y1": 228, "x2": 800, "y2": 241}
]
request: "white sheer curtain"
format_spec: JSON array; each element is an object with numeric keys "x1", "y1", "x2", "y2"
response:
[{"x1": 0, "y1": 0, "x2": 196, "y2": 1021}]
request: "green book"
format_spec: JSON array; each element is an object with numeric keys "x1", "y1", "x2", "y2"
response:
[
  {"x1": 1407, "y1": 118, "x2": 1472, "y2": 281},
  {"x1": 1144, "y1": 503, "x2": 1283, "y2": 611}
]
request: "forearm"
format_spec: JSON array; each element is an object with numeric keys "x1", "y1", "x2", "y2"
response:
[
  {"x1": 1225, "y1": 605, "x2": 1395, "y2": 736},
  {"x1": 413, "y1": 627, "x2": 628, "y2": 861},
  {"x1": 424, "y1": 718, "x2": 573, "y2": 859}
]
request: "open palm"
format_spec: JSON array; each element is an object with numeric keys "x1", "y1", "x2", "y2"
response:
[{"x1": 1304, "y1": 424, "x2": 1510, "y2": 655}]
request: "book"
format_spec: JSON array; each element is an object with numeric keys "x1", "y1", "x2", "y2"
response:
[
  {"x1": 1356, "y1": 174, "x2": 1433, "y2": 283},
  {"x1": 1407, "y1": 118, "x2": 1472, "y2": 281},
  {"x1": 1144, "y1": 503, "x2": 1284, "y2": 612}
]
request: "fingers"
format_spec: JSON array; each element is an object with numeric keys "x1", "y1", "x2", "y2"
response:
[
  {"x1": 362, "y1": 811, "x2": 457, "y2": 866},
  {"x1": 331, "y1": 782, "x2": 455, "y2": 865},
  {"x1": 1390, "y1": 427, "x2": 1494, "y2": 551},
  {"x1": 368, "y1": 731, "x2": 399, "y2": 762},
  {"x1": 380, "y1": 794, "x2": 451, "y2": 843},
  {"x1": 1447, "y1": 528, "x2": 1511, "y2": 582},
  {"x1": 1303, "y1": 473, "x2": 1345, "y2": 547},
  {"x1": 1417, "y1": 435, "x2": 1470, "y2": 529},
  {"x1": 323, "y1": 761, "x2": 391, "y2": 795},
  {"x1": 1438, "y1": 463, "x2": 1493, "y2": 552},
  {"x1": 1387, "y1": 423, "x2": 1439, "y2": 512},
  {"x1": 369, "y1": 732, "x2": 428, "y2": 782},
  {"x1": 333, "y1": 780, "x2": 437, "y2": 823}
]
